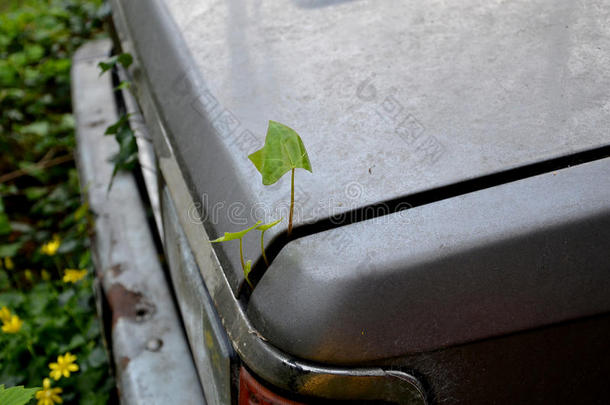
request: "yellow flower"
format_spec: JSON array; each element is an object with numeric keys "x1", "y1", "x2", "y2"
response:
[
  {"x1": 62, "y1": 269, "x2": 87, "y2": 283},
  {"x1": 49, "y1": 352, "x2": 79, "y2": 380},
  {"x1": 25, "y1": 269, "x2": 33, "y2": 282},
  {"x1": 2, "y1": 314, "x2": 23, "y2": 333},
  {"x1": 4, "y1": 257, "x2": 14, "y2": 270},
  {"x1": 41, "y1": 269, "x2": 51, "y2": 281},
  {"x1": 0, "y1": 306, "x2": 11, "y2": 323},
  {"x1": 35, "y1": 378, "x2": 62, "y2": 405},
  {"x1": 41, "y1": 236, "x2": 61, "y2": 256}
]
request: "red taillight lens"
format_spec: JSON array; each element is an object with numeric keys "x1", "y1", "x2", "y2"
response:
[{"x1": 239, "y1": 366, "x2": 305, "y2": 405}]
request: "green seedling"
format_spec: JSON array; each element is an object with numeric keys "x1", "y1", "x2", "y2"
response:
[
  {"x1": 256, "y1": 218, "x2": 282, "y2": 266},
  {"x1": 249, "y1": 120, "x2": 312, "y2": 236},
  {"x1": 210, "y1": 220, "x2": 262, "y2": 288}
]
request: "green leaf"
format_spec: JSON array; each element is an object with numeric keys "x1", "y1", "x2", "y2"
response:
[
  {"x1": 0, "y1": 385, "x2": 40, "y2": 405},
  {"x1": 243, "y1": 260, "x2": 253, "y2": 288},
  {"x1": 97, "y1": 61, "x2": 113, "y2": 76},
  {"x1": 24, "y1": 44, "x2": 44, "y2": 62},
  {"x1": 257, "y1": 217, "x2": 282, "y2": 232},
  {"x1": 117, "y1": 53, "x2": 133, "y2": 68},
  {"x1": 114, "y1": 81, "x2": 131, "y2": 91},
  {"x1": 248, "y1": 120, "x2": 312, "y2": 185},
  {"x1": 0, "y1": 242, "x2": 21, "y2": 257},
  {"x1": 104, "y1": 114, "x2": 130, "y2": 135},
  {"x1": 98, "y1": 53, "x2": 133, "y2": 76},
  {"x1": 24, "y1": 186, "x2": 48, "y2": 200},
  {"x1": 0, "y1": 197, "x2": 11, "y2": 235},
  {"x1": 210, "y1": 221, "x2": 262, "y2": 243},
  {"x1": 19, "y1": 121, "x2": 49, "y2": 136}
]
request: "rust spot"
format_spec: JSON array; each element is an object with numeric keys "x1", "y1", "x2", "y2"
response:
[
  {"x1": 119, "y1": 356, "x2": 130, "y2": 370},
  {"x1": 109, "y1": 263, "x2": 123, "y2": 276},
  {"x1": 86, "y1": 118, "x2": 106, "y2": 128},
  {"x1": 106, "y1": 283, "x2": 155, "y2": 327}
]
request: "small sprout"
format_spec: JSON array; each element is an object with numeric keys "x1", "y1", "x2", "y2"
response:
[
  {"x1": 249, "y1": 120, "x2": 312, "y2": 236},
  {"x1": 243, "y1": 260, "x2": 253, "y2": 289},
  {"x1": 256, "y1": 218, "x2": 282, "y2": 267},
  {"x1": 97, "y1": 52, "x2": 133, "y2": 76},
  {"x1": 210, "y1": 221, "x2": 262, "y2": 288}
]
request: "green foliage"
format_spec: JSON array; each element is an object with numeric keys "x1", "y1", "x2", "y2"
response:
[
  {"x1": 210, "y1": 220, "x2": 262, "y2": 243},
  {"x1": 0, "y1": 0, "x2": 113, "y2": 403},
  {"x1": 211, "y1": 221, "x2": 262, "y2": 289},
  {"x1": 0, "y1": 276, "x2": 113, "y2": 404},
  {"x1": 213, "y1": 120, "x2": 313, "y2": 287},
  {"x1": 104, "y1": 114, "x2": 138, "y2": 189},
  {"x1": 257, "y1": 218, "x2": 282, "y2": 266},
  {"x1": 256, "y1": 218, "x2": 283, "y2": 232},
  {"x1": 97, "y1": 52, "x2": 133, "y2": 76},
  {"x1": 0, "y1": 385, "x2": 39, "y2": 405},
  {"x1": 248, "y1": 120, "x2": 312, "y2": 236},
  {"x1": 0, "y1": 197, "x2": 11, "y2": 235},
  {"x1": 98, "y1": 53, "x2": 138, "y2": 190},
  {"x1": 243, "y1": 260, "x2": 252, "y2": 287},
  {"x1": 248, "y1": 120, "x2": 312, "y2": 185}
]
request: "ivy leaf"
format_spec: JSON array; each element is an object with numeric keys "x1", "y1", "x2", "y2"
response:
[
  {"x1": 116, "y1": 53, "x2": 133, "y2": 68},
  {"x1": 104, "y1": 114, "x2": 130, "y2": 135},
  {"x1": 248, "y1": 120, "x2": 312, "y2": 185},
  {"x1": 210, "y1": 221, "x2": 262, "y2": 243},
  {"x1": 0, "y1": 385, "x2": 40, "y2": 405},
  {"x1": 114, "y1": 81, "x2": 131, "y2": 91},
  {"x1": 104, "y1": 114, "x2": 138, "y2": 191},
  {"x1": 97, "y1": 53, "x2": 133, "y2": 76},
  {"x1": 97, "y1": 61, "x2": 113, "y2": 76},
  {"x1": 257, "y1": 218, "x2": 282, "y2": 232}
]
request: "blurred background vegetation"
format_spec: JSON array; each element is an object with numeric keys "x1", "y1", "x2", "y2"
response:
[{"x1": 0, "y1": 0, "x2": 115, "y2": 403}]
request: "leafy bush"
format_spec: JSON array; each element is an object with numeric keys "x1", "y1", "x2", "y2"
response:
[{"x1": 0, "y1": 0, "x2": 114, "y2": 403}]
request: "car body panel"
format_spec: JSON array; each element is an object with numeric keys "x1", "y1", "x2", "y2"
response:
[
  {"x1": 111, "y1": 0, "x2": 610, "y2": 291},
  {"x1": 248, "y1": 156, "x2": 610, "y2": 362}
]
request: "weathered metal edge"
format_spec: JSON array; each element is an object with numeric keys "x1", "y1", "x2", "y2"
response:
[{"x1": 72, "y1": 39, "x2": 206, "y2": 405}]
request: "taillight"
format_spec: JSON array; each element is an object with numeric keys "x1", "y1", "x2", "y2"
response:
[{"x1": 239, "y1": 366, "x2": 305, "y2": 405}]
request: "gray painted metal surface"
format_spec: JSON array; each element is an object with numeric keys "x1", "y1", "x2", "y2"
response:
[
  {"x1": 112, "y1": 0, "x2": 609, "y2": 291},
  {"x1": 248, "y1": 156, "x2": 610, "y2": 362},
  {"x1": 72, "y1": 39, "x2": 205, "y2": 405},
  {"x1": 162, "y1": 186, "x2": 234, "y2": 405}
]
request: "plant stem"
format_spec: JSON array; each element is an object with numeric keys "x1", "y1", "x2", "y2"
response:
[
  {"x1": 245, "y1": 275, "x2": 253, "y2": 289},
  {"x1": 261, "y1": 231, "x2": 269, "y2": 267},
  {"x1": 0, "y1": 154, "x2": 73, "y2": 184},
  {"x1": 239, "y1": 238, "x2": 245, "y2": 271},
  {"x1": 288, "y1": 168, "x2": 295, "y2": 236}
]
